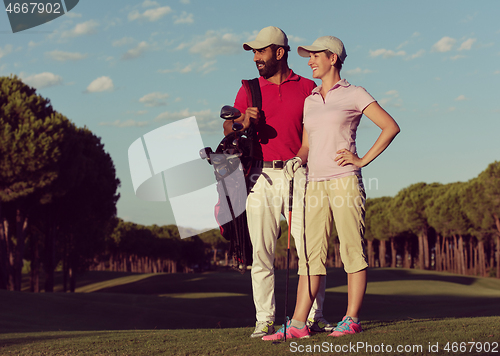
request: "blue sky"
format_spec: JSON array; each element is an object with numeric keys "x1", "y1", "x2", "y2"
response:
[{"x1": 1, "y1": 1, "x2": 499, "y2": 231}]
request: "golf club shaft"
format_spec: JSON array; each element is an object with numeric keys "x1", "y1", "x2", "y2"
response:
[{"x1": 284, "y1": 178, "x2": 294, "y2": 341}]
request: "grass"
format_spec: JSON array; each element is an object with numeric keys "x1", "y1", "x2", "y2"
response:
[{"x1": 0, "y1": 268, "x2": 499, "y2": 355}]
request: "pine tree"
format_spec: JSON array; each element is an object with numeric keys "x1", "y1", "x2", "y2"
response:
[{"x1": 0, "y1": 75, "x2": 71, "y2": 290}]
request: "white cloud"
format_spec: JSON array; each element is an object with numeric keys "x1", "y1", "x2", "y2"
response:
[
  {"x1": 495, "y1": 70, "x2": 500, "y2": 75},
  {"x1": 397, "y1": 40, "x2": 409, "y2": 50},
  {"x1": 407, "y1": 49, "x2": 425, "y2": 60},
  {"x1": 448, "y1": 107, "x2": 456, "y2": 112},
  {"x1": 450, "y1": 54, "x2": 465, "y2": 61},
  {"x1": 142, "y1": 0, "x2": 159, "y2": 7},
  {"x1": 0, "y1": 44, "x2": 13, "y2": 59},
  {"x1": 159, "y1": 63, "x2": 193, "y2": 74},
  {"x1": 99, "y1": 119, "x2": 148, "y2": 128},
  {"x1": 412, "y1": 32, "x2": 420, "y2": 38},
  {"x1": 46, "y1": 50, "x2": 87, "y2": 62},
  {"x1": 189, "y1": 31, "x2": 240, "y2": 59},
  {"x1": 174, "y1": 42, "x2": 188, "y2": 51},
  {"x1": 458, "y1": 38, "x2": 476, "y2": 51},
  {"x1": 22, "y1": 72, "x2": 63, "y2": 89},
  {"x1": 461, "y1": 13, "x2": 478, "y2": 23},
  {"x1": 180, "y1": 0, "x2": 190, "y2": 3},
  {"x1": 128, "y1": 6, "x2": 172, "y2": 22},
  {"x1": 455, "y1": 95, "x2": 466, "y2": 101},
  {"x1": 122, "y1": 41, "x2": 149, "y2": 60},
  {"x1": 379, "y1": 90, "x2": 402, "y2": 108},
  {"x1": 199, "y1": 60, "x2": 217, "y2": 75},
  {"x1": 86, "y1": 76, "x2": 114, "y2": 93},
  {"x1": 288, "y1": 35, "x2": 306, "y2": 43},
  {"x1": 139, "y1": 92, "x2": 169, "y2": 107},
  {"x1": 369, "y1": 49, "x2": 406, "y2": 58},
  {"x1": 344, "y1": 67, "x2": 373, "y2": 76},
  {"x1": 245, "y1": 30, "x2": 259, "y2": 42},
  {"x1": 155, "y1": 108, "x2": 218, "y2": 134},
  {"x1": 432, "y1": 36, "x2": 456, "y2": 53},
  {"x1": 113, "y1": 37, "x2": 135, "y2": 47},
  {"x1": 159, "y1": 60, "x2": 216, "y2": 75},
  {"x1": 127, "y1": 110, "x2": 149, "y2": 116},
  {"x1": 156, "y1": 108, "x2": 207, "y2": 121},
  {"x1": 61, "y1": 20, "x2": 99, "y2": 38},
  {"x1": 66, "y1": 12, "x2": 82, "y2": 18},
  {"x1": 174, "y1": 11, "x2": 194, "y2": 24}
]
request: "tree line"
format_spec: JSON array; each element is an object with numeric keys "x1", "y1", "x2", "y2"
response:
[
  {"x1": 0, "y1": 76, "x2": 120, "y2": 292},
  {"x1": 0, "y1": 76, "x2": 229, "y2": 292},
  {"x1": 2, "y1": 76, "x2": 498, "y2": 295},
  {"x1": 90, "y1": 218, "x2": 210, "y2": 274},
  {"x1": 363, "y1": 162, "x2": 500, "y2": 278},
  {"x1": 91, "y1": 159, "x2": 500, "y2": 279}
]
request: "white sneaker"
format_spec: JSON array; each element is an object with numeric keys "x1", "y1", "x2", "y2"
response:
[{"x1": 250, "y1": 320, "x2": 274, "y2": 338}]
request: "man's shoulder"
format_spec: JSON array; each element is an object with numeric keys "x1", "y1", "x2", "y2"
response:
[
  {"x1": 290, "y1": 73, "x2": 316, "y2": 90},
  {"x1": 295, "y1": 73, "x2": 313, "y2": 82}
]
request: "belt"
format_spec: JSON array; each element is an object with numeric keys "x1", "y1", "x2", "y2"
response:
[{"x1": 253, "y1": 160, "x2": 284, "y2": 169}]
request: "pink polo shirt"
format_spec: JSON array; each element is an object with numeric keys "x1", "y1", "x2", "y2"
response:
[
  {"x1": 234, "y1": 70, "x2": 316, "y2": 161},
  {"x1": 304, "y1": 79, "x2": 375, "y2": 181}
]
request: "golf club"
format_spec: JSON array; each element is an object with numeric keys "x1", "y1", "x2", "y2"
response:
[{"x1": 273, "y1": 176, "x2": 294, "y2": 344}]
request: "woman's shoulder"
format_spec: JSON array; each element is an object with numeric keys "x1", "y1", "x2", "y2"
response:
[{"x1": 343, "y1": 81, "x2": 373, "y2": 98}]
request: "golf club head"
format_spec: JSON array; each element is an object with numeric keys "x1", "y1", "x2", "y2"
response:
[
  {"x1": 232, "y1": 122, "x2": 244, "y2": 131},
  {"x1": 199, "y1": 147, "x2": 213, "y2": 164},
  {"x1": 220, "y1": 105, "x2": 241, "y2": 120}
]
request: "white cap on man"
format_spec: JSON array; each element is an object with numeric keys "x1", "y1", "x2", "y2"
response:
[
  {"x1": 297, "y1": 36, "x2": 347, "y2": 63},
  {"x1": 243, "y1": 26, "x2": 288, "y2": 51}
]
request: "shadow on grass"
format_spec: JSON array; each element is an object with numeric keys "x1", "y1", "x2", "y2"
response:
[
  {"x1": 0, "y1": 332, "x2": 107, "y2": 347},
  {"x1": 4, "y1": 268, "x2": 500, "y2": 334},
  {"x1": 366, "y1": 268, "x2": 484, "y2": 287}
]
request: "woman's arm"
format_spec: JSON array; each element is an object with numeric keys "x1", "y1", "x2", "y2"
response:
[
  {"x1": 335, "y1": 101, "x2": 400, "y2": 167},
  {"x1": 284, "y1": 127, "x2": 309, "y2": 180},
  {"x1": 295, "y1": 127, "x2": 310, "y2": 164}
]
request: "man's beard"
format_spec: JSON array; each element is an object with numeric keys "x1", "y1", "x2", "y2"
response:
[{"x1": 257, "y1": 54, "x2": 280, "y2": 79}]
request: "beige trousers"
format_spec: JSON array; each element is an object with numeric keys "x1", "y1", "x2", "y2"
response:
[
  {"x1": 246, "y1": 167, "x2": 326, "y2": 322},
  {"x1": 299, "y1": 175, "x2": 368, "y2": 275}
]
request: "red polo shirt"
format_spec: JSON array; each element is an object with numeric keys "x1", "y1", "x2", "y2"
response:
[{"x1": 234, "y1": 70, "x2": 316, "y2": 161}]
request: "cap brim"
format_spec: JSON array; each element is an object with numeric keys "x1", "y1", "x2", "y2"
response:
[
  {"x1": 243, "y1": 40, "x2": 271, "y2": 51},
  {"x1": 297, "y1": 45, "x2": 327, "y2": 57}
]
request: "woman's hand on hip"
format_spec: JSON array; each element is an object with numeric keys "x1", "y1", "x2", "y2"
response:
[{"x1": 334, "y1": 149, "x2": 364, "y2": 168}]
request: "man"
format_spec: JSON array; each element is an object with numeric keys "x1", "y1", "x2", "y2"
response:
[{"x1": 223, "y1": 26, "x2": 332, "y2": 338}]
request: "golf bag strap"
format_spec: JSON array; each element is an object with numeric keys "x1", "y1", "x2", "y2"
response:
[{"x1": 242, "y1": 78, "x2": 262, "y2": 110}]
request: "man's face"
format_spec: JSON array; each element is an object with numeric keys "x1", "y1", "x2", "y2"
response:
[{"x1": 253, "y1": 46, "x2": 279, "y2": 79}]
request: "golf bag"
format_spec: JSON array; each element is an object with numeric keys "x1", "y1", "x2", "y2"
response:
[
  {"x1": 212, "y1": 131, "x2": 253, "y2": 273},
  {"x1": 210, "y1": 78, "x2": 261, "y2": 273}
]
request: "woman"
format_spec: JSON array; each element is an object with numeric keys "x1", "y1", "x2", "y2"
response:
[{"x1": 263, "y1": 36, "x2": 400, "y2": 340}]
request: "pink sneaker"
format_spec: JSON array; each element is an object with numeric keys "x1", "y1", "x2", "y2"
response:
[
  {"x1": 328, "y1": 316, "x2": 362, "y2": 337},
  {"x1": 262, "y1": 320, "x2": 310, "y2": 341}
]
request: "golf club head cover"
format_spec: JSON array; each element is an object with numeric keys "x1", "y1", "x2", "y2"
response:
[{"x1": 284, "y1": 157, "x2": 302, "y2": 181}]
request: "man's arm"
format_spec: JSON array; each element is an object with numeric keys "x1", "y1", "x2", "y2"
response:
[
  {"x1": 224, "y1": 85, "x2": 250, "y2": 136},
  {"x1": 223, "y1": 107, "x2": 260, "y2": 136}
]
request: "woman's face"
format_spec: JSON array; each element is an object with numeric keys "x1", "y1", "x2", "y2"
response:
[{"x1": 307, "y1": 51, "x2": 333, "y2": 79}]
